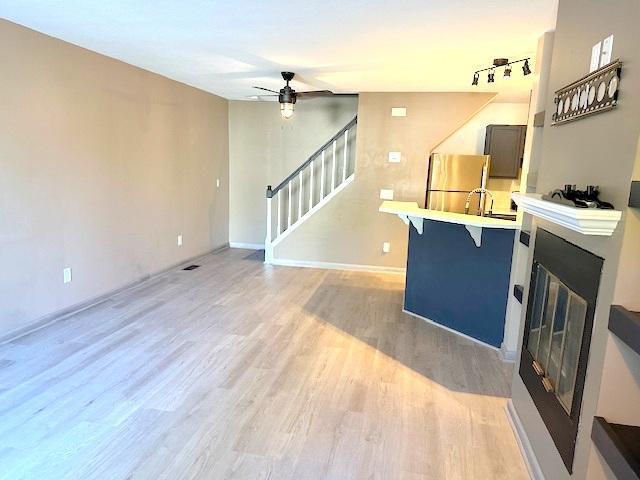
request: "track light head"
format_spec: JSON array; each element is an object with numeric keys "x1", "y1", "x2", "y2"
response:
[{"x1": 473, "y1": 57, "x2": 531, "y2": 85}]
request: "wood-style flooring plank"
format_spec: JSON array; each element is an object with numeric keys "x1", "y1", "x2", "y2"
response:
[{"x1": 0, "y1": 248, "x2": 526, "y2": 480}]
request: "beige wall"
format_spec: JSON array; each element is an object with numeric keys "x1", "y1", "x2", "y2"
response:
[
  {"x1": 586, "y1": 134, "x2": 640, "y2": 480},
  {"x1": 508, "y1": 1, "x2": 640, "y2": 479},
  {"x1": 228, "y1": 97, "x2": 358, "y2": 246},
  {"x1": 436, "y1": 101, "x2": 530, "y2": 212},
  {"x1": 273, "y1": 92, "x2": 495, "y2": 268},
  {"x1": 0, "y1": 20, "x2": 229, "y2": 339}
]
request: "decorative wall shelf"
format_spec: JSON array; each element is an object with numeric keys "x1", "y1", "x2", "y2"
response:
[
  {"x1": 592, "y1": 416, "x2": 640, "y2": 479},
  {"x1": 552, "y1": 60, "x2": 622, "y2": 126},
  {"x1": 513, "y1": 284, "x2": 524, "y2": 304},
  {"x1": 629, "y1": 181, "x2": 640, "y2": 208},
  {"x1": 511, "y1": 193, "x2": 622, "y2": 236},
  {"x1": 609, "y1": 305, "x2": 640, "y2": 356}
]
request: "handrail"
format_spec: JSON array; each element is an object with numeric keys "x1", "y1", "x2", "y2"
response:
[{"x1": 266, "y1": 116, "x2": 357, "y2": 197}]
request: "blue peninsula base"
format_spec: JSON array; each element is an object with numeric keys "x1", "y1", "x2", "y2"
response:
[{"x1": 404, "y1": 220, "x2": 515, "y2": 348}]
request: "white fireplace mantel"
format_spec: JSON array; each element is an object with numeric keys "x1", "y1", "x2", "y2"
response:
[{"x1": 511, "y1": 193, "x2": 622, "y2": 236}]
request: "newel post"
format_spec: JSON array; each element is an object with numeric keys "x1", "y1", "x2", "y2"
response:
[{"x1": 265, "y1": 185, "x2": 274, "y2": 264}]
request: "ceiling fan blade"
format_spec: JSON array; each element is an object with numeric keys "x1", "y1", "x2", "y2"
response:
[
  {"x1": 296, "y1": 90, "x2": 334, "y2": 98},
  {"x1": 252, "y1": 86, "x2": 280, "y2": 94},
  {"x1": 245, "y1": 95, "x2": 279, "y2": 100}
]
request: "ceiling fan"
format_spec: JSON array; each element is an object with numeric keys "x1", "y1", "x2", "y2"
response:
[{"x1": 252, "y1": 72, "x2": 353, "y2": 119}]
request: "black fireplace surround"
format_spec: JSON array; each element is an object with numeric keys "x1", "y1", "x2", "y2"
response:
[{"x1": 520, "y1": 229, "x2": 603, "y2": 473}]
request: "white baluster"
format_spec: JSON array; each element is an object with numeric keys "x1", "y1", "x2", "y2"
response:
[
  {"x1": 331, "y1": 140, "x2": 337, "y2": 191},
  {"x1": 343, "y1": 129, "x2": 349, "y2": 182},
  {"x1": 287, "y1": 181, "x2": 292, "y2": 228},
  {"x1": 309, "y1": 160, "x2": 314, "y2": 211},
  {"x1": 277, "y1": 190, "x2": 282, "y2": 236},
  {"x1": 320, "y1": 150, "x2": 325, "y2": 199},
  {"x1": 298, "y1": 171, "x2": 303, "y2": 220}
]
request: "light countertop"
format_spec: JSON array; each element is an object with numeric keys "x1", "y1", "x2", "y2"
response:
[{"x1": 379, "y1": 201, "x2": 521, "y2": 230}]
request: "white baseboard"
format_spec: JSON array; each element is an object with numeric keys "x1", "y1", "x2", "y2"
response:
[
  {"x1": 500, "y1": 342, "x2": 517, "y2": 362},
  {"x1": 505, "y1": 399, "x2": 545, "y2": 480},
  {"x1": 403, "y1": 308, "x2": 502, "y2": 353},
  {"x1": 230, "y1": 242, "x2": 264, "y2": 250},
  {"x1": 268, "y1": 257, "x2": 405, "y2": 275}
]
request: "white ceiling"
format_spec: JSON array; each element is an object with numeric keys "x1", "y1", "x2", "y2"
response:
[{"x1": 0, "y1": 0, "x2": 557, "y2": 100}]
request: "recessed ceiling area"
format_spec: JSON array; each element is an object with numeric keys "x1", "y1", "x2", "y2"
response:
[{"x1": 0, "y1": 0, "x2": 558, "y2": 99}]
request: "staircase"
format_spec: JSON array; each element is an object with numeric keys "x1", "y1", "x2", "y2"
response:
[{"x1": 265, "y1": 116, "x2": 357, "y2": 263}]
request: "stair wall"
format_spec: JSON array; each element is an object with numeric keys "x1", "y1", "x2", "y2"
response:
[{"x1": 273, "y1": 92, "x2": 495, "y2": 269}]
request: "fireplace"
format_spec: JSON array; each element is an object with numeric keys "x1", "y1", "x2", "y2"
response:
[{"x1": 520, "y1": 229, "x2": 603, "y2": 473}]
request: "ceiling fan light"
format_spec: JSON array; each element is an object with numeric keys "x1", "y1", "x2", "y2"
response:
[
  {"x1": 280, "y1": 102, "x2": 295, "y2": 119},
  {"x1": 487, "y1": 71, "x2": 495, "y2": 83},
  {"x1": 504, "y1": 66, "x2": 512, "y2": 78}
]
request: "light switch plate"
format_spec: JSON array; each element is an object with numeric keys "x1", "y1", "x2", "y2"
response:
[
  {"x1": 600, "y1": 35, "x2": 614, "y2": 67},
  {"x1": 177, "y1": 234, "x2": 183, "y2": 246},
  {"x1": 391, "y1": 107, "x2": 406, "y2": 117},
  {"x1": 63, "y1": 267, "x2": 72, "y2": 284},
  {"x1": 382, "y1": 242, "x2": 391, "y2": 253},
  {"x1": 590, "y1": 41, "x2": 602, "y2": 72},
  {"x1": 388, "y1": 151, "x2": 401, "y2": 163},
  {"x1": 380, "y1": 189, "x2": 394, "y2": 200}
]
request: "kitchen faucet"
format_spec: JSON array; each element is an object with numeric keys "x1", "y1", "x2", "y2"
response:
[{"x1": 464, "y1": 188, "x2": 494, "y2": 216}]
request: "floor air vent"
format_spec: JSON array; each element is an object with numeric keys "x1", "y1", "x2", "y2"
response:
[{"x1": 182, "y1": 265, "x2": 200, "y2": 271}]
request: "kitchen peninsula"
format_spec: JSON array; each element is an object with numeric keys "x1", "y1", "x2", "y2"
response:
[{"x1": 380, "y1": 200, "x2": 520, "y2": 349}]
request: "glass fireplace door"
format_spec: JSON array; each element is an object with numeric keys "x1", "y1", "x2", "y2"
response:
[{"x1": 525, "y1": 264, "x2": 588, "y2": 414}]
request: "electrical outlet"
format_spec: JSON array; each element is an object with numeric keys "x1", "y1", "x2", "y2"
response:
[
  {"x1": 382, "y1": 242, "x2": 391, "y2": 253},
  {"x1": 388, "y1": 152, "x2": 401, "y2": 163},
  {"x1": 63, "y1": 267, "x2": 72, "y2": 284},
  {"x1": 380, "y1": 189, "x2": 394, "y2": 200},
  {"x1": 391, "y1": 107, "x2": 407, "y2": 117},
  {"x1": 177, "y1": 234, "x2": 183, "y2": 246},
  {"x1": 216, "y1": 178, "x2": 220, "y2": 188}
]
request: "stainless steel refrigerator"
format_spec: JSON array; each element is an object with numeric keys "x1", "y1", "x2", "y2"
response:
[{"x1": 425, "y1": 153, "x2": 490, "y2": 214}]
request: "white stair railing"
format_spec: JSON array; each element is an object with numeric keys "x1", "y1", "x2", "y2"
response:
[{"x1": 265, "y1": 116, "x2": 357, "y2": 263}]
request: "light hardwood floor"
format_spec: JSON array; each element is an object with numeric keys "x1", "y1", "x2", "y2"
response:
[{"x1": 0, "y1": 248, "x2": 527, "y2": 480}]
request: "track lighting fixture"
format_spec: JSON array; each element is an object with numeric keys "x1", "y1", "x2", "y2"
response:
[{"x1": 471, "y1": 57, "x2": 531, "y2": 85}]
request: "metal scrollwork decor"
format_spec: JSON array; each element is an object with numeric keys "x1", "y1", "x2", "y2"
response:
[{"x1": 551, "y1": 59, "x2": 621, "y2": 125}]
